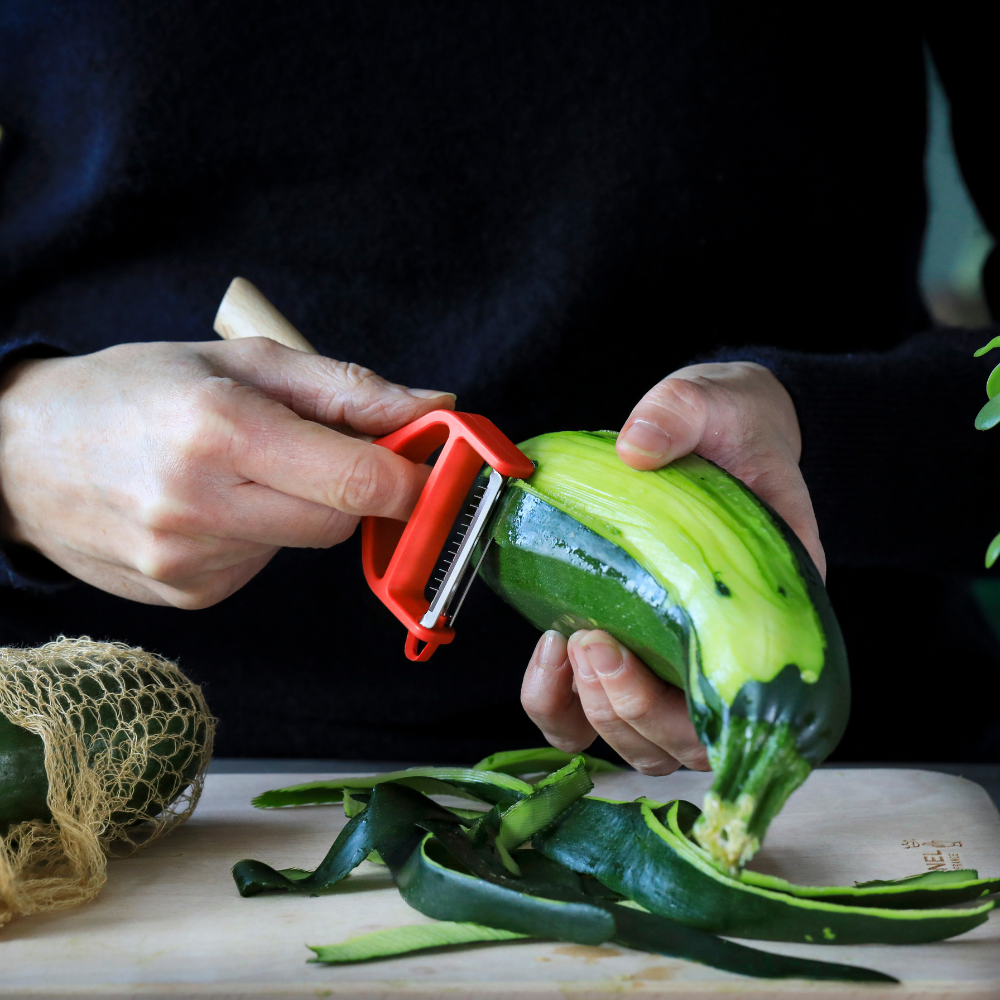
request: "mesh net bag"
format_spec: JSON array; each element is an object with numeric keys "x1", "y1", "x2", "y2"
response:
[{"x1": 0, "y1": 636, "x2": 215, "y2": 927}]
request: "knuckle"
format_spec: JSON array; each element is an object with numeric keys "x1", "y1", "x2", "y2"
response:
[
  {"x1": 169, "y1": 382, "x2": 243, "y2": 462},
  {"x1": 228, "y1": 335, "x2": 286, "y2": 368},
  {"x1": 631, "y1": 755, "x2": 680, "y2": 777},
  {"x1": 308, "y1": 360, "x2": 384, "y2": 423},
  {"x1": 330, "y1": 453, "x2": 391, "y2": 513},
  {"x1": 646, "y1": 376, "x2": 707, "y2": 422},
  {"x1": 338, "y1": 361, "x2": 381, "y2": 389},
  {"x1": 584, "y1": 704, "x2": 624, "y2": 728},
  {"x1": 137, "y1": 496, "x2": 197, "y2": 534},
  {"x1": 546, "y1": 735, "x2": 593, "y2": 754},
  {"x1": 166, "y1": 588, "x2": 223, "y2": 611},
  {"x1": 609, "y1": 689, "x2": 655, "y2": 725},
  {"x1": 680, "y1": 747, "x2": 711, "y2": 771},
  {"x1": 303, "y1": 511, "x2": 361, "y2": 548},
  {"x1": 524, "y1": 705, "x2": 563, "y2": 730},
  {"x1": 134, "y1": 536, "x2": 199, "y2": 586}
]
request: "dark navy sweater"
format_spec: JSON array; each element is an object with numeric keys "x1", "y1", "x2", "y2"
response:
[{"x1": 1, "y1": 2, "x2": 998, "y2": 762}]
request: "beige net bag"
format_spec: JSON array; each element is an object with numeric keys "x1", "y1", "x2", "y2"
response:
[{"x1": 0, "y1": 636, "x2": 215, "y2": 928}]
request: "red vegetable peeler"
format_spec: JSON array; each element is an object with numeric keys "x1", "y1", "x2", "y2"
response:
[
  {"x1": 361, "y1": 410, "x2": 535, "y2": 661},
  {"x1": 212, "y1": 278, "x2": 534, "y2": 661}
]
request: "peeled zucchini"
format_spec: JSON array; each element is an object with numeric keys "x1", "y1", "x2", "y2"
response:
[{"x1": 477, "y1": 430, "x2": 849, "y2": 869}]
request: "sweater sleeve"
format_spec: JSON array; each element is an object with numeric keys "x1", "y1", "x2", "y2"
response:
[
  {"x1": 709, "y1": 329, "x2": 1000, "y2": 574},
  {"x1": 0, "y1": 336, "x2": 76, "y2": 590}
]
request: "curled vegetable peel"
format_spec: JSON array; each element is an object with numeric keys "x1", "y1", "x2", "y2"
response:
[{"x1": 233, "y1": 749, "x2": 995, "y2": 978}]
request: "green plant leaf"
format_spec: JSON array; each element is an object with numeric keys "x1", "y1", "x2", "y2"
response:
[
  {"x1": 987, "y1": 364, "x2": 1000, "y2": 399},
  {"x1": 986, "y1": 532, "x2": 1000, "y2": 569},
  {"x1": 308, "y1": 922, "x2": 528, "y2": 963},
  {"x1": 974, "y1": 336, "x2": 1000, "y2": 357},
  {"x1": 975, "y1": 395, "x2": 1000, "y2": 430}
]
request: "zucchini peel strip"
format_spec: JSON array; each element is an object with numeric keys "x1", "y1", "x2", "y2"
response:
[
  {"x1": 534, "y1": 796, "x2": 997, "y2": 944},
  {"x1": 233, "y1": 764, "x2": 903, "y2": 982},
  {"x1": 308, "y1": 922, "x2": 530, "y2": 964}
]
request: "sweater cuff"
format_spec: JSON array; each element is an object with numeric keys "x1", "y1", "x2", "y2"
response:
[{"x1": 0, "y1": 337, "x2": 76, "y2": 591}]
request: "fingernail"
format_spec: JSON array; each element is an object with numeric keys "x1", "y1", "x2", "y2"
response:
[
  {"x1": 407, "y1": 388, "x2": 457, "y2": 401},
  {"x1": 619, "y1": 419, "x2": 671, "y2": 460},
  {"x1": 575, "y1": 632, "x2": 624, "y2": 678},
  {"x1": 538, "y1": 630, "x2": 566, "y2": 670}
]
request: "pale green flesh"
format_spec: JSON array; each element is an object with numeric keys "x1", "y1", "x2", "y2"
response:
[
  {"x1": 517, "y1": 431, "x2": 825, "y2": 706},
  {"x1": 309, "y1": 922, "x2": 528, "y2": 963}
]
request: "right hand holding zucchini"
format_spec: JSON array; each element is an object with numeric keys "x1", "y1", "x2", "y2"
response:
[{"x1": 517, "y1": 361, "x2": 828, "y2": 861}]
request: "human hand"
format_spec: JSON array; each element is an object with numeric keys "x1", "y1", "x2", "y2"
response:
[
  {"x1": 522, "y1": 629, "x2": 709, "y2": 774},
  {"x1": 521, "y1": 361, "x2": 817, "y2": 774},
  {"x1": 0, "y1": 338, "x2": 454, "y2": 608},
  {"x1": 616, "y1": 361, "x2": 822, "y2": 574}
]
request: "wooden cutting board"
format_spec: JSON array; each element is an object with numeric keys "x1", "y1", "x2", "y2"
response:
[{"x1": 1, "y1": 768, "x2": 998, "y2": 999}]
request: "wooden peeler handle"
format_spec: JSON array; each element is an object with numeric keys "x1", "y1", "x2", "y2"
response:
[{"x1": 213, "y1": 277, "x2": 318, "y2": 354}]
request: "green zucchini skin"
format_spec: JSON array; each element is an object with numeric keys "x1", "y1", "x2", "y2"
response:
[
  {"x1": 535, "y1": 797, "x2": 995, "y2": 944},
  {"x1": 252, "y1": 767, "x2": 534, "y2": 810},
  {"x1": 0, "y1": 709, "x2": 206, "y2": 834},
  {"x1": 396, "y1": 834, "x2": 615, "y2": 945},
  {"x1": 397, "y1": 835, "x2": 895, "y2": 981},
  {"x1": 0, "y1": 715, "x2": 52, "y2": 834},
  {"x1": 235, "y1": 778, "x2": 896, "y2": 981},
  {"x1": 477, "y1": 432, "x2": 850, "y2": 869},
  {"x1": 479, "y1": 488, "x2": 691, "y2": 689}
]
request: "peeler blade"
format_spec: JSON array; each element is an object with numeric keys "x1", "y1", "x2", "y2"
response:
[{"x1": 420, "y1": 467, "x2": 505, "y2": 630}]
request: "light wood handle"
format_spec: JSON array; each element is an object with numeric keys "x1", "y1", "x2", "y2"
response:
[{"x1": 213, "y1": 277, "x2": 318, "y2": 354}]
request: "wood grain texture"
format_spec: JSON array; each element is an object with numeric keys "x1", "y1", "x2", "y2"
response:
[
  {"x1": 1, "y1": 769, "x2": 998, "y2": 998},
  {"x1": 214, "y1": 277, "x2": 318, "y2": 354}
]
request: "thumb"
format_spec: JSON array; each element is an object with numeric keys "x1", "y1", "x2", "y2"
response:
[
  {"x1": 205, "y1": 337, "x2": 456, "y2": 435},
  {"x1": 616, "y1": 376, "x2": 709, "y2": 470},
  {"x1": 614, "y1": 364, "x2": 826, "y2": 578}
]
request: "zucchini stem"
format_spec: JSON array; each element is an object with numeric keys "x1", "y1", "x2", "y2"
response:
[{"x1": 695, "y1": 719, "x2": 811, "y2": 872}]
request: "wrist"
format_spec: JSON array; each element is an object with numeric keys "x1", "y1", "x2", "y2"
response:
[{"x1": 0, "y1": 356, "x2": 56, "y2": 545}]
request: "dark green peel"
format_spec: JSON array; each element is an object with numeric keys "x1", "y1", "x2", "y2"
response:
[
  {"x1": 743, "y1": 866, "x2": 1000, "y2": 909},
  {"x1": 235, "y1": 766, "x2": 901, "y2": 982},
  {"x1": 251, "y1": 766, "x2": 533, "y2": 810},
  {"x1": 473, "y1": 746, "x2": 619, "y2": 776},
  {"x1": 0, "y1": 715, "x2": 52, "y2": 834},
  {"x1": 534, "y1": 796, "x2": 995, "y2": 944}
]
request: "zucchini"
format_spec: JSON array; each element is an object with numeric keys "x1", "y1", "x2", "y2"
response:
[
  {"x1": 309, "y1": 922, "x2": 530, "y2": 963},
  {"x1": 0, "y1": 711, "x2": 208, "y2": 835},
  {"x1": 1, "y1": 685, "x2": 210, "y2": 835},
  {"x1": 0, "y1": 715, "x2": 52, "y2": 833},
  {"x1": 1, "y1": 637, "x2": 215, "y2": 926},
  {"x1": 477, "y1": 430, "x2": 849, "y2": 869},
  {"x1": 251, "y1": 766, "x2": 535, "y2": 810}
]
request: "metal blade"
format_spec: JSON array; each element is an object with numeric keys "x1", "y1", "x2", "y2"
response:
[{"x1": 420, "y1": 468, "x2": 504, "y2": 630}]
